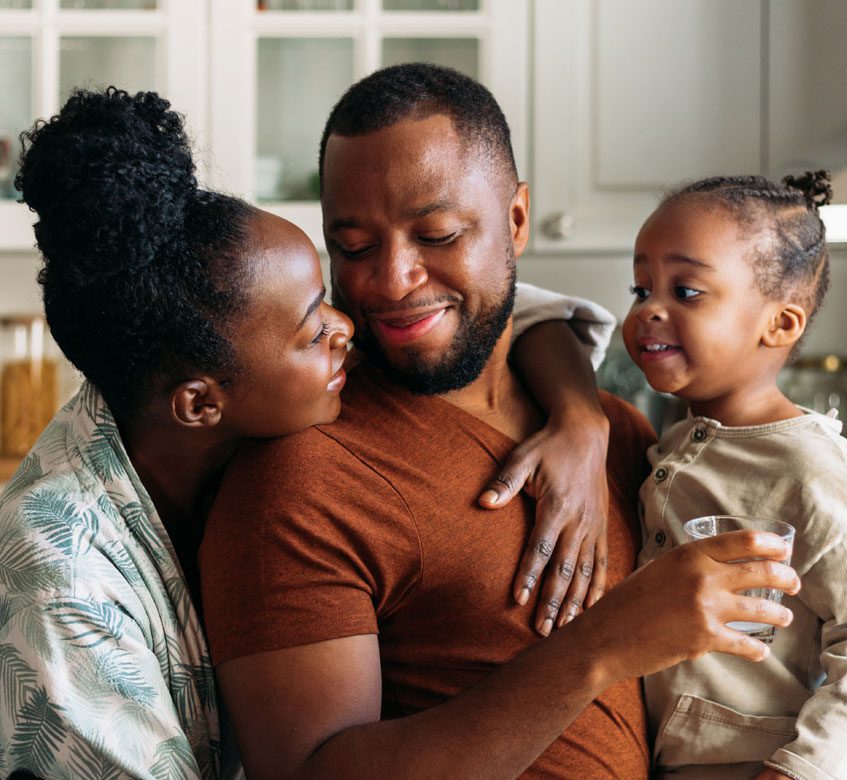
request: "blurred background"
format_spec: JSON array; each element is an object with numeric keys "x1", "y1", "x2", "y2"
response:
[{"x1": 1, "y1": 0, "x2": 846, "y2": 479}]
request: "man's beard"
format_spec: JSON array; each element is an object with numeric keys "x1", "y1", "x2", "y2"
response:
[{"x1": 333, "y1": 257, "x2": 517, "y2": 396}]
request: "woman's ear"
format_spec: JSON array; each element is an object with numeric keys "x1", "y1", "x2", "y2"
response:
[
  {"x1": 171, "y1": 379, "x2": 225, "y2": 428},
  {"x1": 762, "y1": 303, "x2": 807, "y2": 350}
]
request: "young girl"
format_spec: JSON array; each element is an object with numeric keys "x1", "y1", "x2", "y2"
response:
[
  {"x1": 622, "y1": 172, "x2": 847, "y2": 779},
  {"x1": 0, "y1": 87, "x2": 615, "y2": 778}
]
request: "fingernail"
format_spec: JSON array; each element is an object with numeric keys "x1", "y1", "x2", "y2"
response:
[
  {"x1": 480, "y1": 490, "x2": 499, "y2": 505},
  {"x1": 516, "y1": 587, "x2": 530, "y2": 606},
  {"x1": 540, "y1": 618, "x2": 552, "y2": 636},
  {"x1": 564, "y1": 612, "x2": 576, "y2": 624}
]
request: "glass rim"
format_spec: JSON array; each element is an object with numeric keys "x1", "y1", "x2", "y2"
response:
[{"x1": 683, "y1": 514, "x2": 795, "y2": 540}]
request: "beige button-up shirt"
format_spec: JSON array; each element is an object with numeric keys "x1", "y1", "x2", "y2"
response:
[{"x1": 639, "y1": 410, "x2": 847, "y2": 780}]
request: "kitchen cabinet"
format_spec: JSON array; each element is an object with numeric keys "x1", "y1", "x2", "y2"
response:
[
  {"x1": 530, "y1": 0, "x2": 847, "y2": 255},
  {"x1": 0, "y1": 0, "x2": 527, "y2": 252},
  {"x1": 0, "y1": 0, "x2": 207, "y2": 248},
  {"x1": 3, "y1": 0, "x2": 845, "y2": 256},
  {"x1": 207, "y1": 0, "x2": 527, "y2": 250}
]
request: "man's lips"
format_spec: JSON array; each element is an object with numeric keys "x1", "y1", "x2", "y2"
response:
[{"x1": 367, "y1": 307, "x2": 448, "y2": 347}]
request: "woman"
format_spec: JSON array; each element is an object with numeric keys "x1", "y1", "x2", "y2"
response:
[{"x1": 0, "y1": 87, "x2": 611, "y2": 778}]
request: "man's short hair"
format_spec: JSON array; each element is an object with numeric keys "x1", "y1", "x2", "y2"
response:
[{"x1": 318, "y1": 62, "x2": 518, "y2": 189}]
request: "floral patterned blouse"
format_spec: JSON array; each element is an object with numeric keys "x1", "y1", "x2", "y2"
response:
[{"x1": 0, "y1": 382, "x2": 219, "y2": 779}]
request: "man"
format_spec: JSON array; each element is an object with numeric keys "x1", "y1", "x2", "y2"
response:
[{"x1": 200, "y1": 64, "x2": 798, "y2": 778}]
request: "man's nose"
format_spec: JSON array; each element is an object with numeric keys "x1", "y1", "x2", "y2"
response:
[{"x1": 372, "y1": 242, "x2": 427, "y2": 301}]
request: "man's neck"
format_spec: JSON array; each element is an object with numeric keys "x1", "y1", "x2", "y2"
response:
[{"x1": 440, "y1": 321, "x2": 545, "y2": 442}]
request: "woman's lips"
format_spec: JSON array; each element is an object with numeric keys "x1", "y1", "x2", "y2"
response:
[
  {"x1": 327, "y1": 366, "x2": 346, "y2": 393},
  {"x1": 369, "y1": 308, "x2": 447, "y2": 347}
]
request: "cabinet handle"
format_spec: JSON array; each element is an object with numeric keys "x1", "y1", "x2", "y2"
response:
[{"x1": 540, "y1": 212, "x2": 575, "y2": 240}]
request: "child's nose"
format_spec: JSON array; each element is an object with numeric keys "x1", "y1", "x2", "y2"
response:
[{"x1": 637, "y1": 299, "x2": 668, "y2": 322}]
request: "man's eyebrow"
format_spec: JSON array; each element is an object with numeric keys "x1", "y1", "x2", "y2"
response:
[
  {"x1": 327, "y1": 200, "x2": 458, "y2": 233},
  {"x1": 634, "y1": 253, "x2": 716, "y2": 270},
  {"x1": 298, "y1": 287, "x2": 326, "y2": 330},
  {"x1": 327, "y1": 217, "x2": 359, "y2": 233},
  {"x1": 409, "y1": 199, "x2": 458, "y2": 218}
]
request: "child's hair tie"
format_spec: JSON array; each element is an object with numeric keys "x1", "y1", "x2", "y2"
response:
[{"x1": 782, "y1": 170, "x2": 833, "y2": 211}]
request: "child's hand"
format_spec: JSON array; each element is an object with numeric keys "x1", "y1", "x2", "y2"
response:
[
  {"x1": 478, "y1": 411, "x2": 610, "y2": 636},
  {"x1": 754, "y1": 769, "x2": 794, "y2": 780}
]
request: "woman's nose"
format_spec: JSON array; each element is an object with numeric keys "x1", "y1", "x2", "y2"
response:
[{"x1": 328, "y1": 307, "x2": 354, "y2": 349}]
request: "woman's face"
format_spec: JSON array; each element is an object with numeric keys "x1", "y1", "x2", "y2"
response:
[{"x1": 221, "y1": 210, "x2": 353, "y2": 438}]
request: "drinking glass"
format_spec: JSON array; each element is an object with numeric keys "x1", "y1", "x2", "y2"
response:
[{"x1": 683, "y1": 515, "x2": 795, "y2": 643}]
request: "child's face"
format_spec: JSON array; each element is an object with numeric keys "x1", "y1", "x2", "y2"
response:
[
  {"x1": 622, "y1": 200, "x2": 779, "y2": 408},
  {"x1": 221, "y1": 211, "x2": 354, "y2": 438}
]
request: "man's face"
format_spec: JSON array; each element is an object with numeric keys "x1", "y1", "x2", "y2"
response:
[{"x1": 320, "y1": 114, "x2": 526, "y2": 394}]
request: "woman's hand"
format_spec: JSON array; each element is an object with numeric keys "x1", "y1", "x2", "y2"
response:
[{"x1": 479, "y1": 408, "x2": 610, "y2": 636}]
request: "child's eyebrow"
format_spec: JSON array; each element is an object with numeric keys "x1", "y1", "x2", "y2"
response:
[
  {"x1": 298, "y1": 288, "x2": 327, "y2": 329},
  {"x1": 634, "y1": 253, "x2": 716, "y2": 271}
]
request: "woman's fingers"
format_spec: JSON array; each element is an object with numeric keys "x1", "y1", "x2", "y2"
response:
[
  {"x1": 533, "y1": 530, "x2": 581, "y2": 635},
  {"x1": 478, "y1": 447, "x2": 533, "y2": 509},
  {"x1": 583, "y1": 528, "x2": 608, "y2": 609}
]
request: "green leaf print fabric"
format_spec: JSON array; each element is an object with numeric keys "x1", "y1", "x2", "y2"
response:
[{"x1": 0, "y1": 383, "x2": 220, "y2": 779}]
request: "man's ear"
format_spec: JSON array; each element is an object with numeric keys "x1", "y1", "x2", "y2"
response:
[
  {"x1": 510, "y1": 181, "x2": 530, "y2": 259},
  {"x1": 762, "y1": 303, "x2": 807, "y2": 349},
  {"x1": 170, "y1": 379, "x2": 226, "y2": 428}
]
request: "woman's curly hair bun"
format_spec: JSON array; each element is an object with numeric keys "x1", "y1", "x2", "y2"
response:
[
  {"x1": 783, "y1": 169, "x2": 833, "y2": 211},
  {"x1": 16, "y1": 87, "x2": 197, "y2": 283}
]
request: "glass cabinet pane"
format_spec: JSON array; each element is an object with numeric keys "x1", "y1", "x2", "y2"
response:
[
  {"x1": 60, "y1": 37, "x2": 157, "y2": 101},
  {"x1": 382, "y1": 37, "x2": 478, "y2": 79},
  {"x1": 257, "y1": 1, "x2": 354, "y2": 10},
  {"x1": 0, "y1": 1, "x2": 33, "y2": 8},
  {"x1": 383, "y1": 0, "x2": 479, "y2": 10},
  {"x1": 60, "y1": 1, "x2": 158, "y2": 8},
  {"x1": 256, "y1": 37, "x2": 354, "y2": 200},
  {"x1": 0, "y1": 37, "x2": 31, "y2": 200}
]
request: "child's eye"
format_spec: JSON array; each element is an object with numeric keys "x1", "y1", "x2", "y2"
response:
[
  {"x1": 628, "y1": 284, "x2": 650, "y2": 301},
  {"x1": 674, "y1": 286, "x2": 702, "y2": 301},
  {"x1": 311, "y1": 322, "x2": 331, "y2": 345}
]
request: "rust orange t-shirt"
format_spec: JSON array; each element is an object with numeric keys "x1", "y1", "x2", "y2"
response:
[{"x1": 201, "y1": 366, "x2": 655, "y2": 778}]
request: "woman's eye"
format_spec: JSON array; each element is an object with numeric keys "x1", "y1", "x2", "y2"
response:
[
  {"x1": 311, "y1": 322, "x2": 330, "y2": 345},
  {"x1": 628, "y1": 284, "x2": 649, "y2": 301},
  {"x1": 674, "y1": 286, "x2": 702, "y2": 300}
]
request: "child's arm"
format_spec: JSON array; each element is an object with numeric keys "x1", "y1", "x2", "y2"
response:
[
  {"x1": 478, "y1": 282, "x2": 616, "y2": 636},
  {"x1": 760, "y1": 483, "x2": 847, "y2": 779}
]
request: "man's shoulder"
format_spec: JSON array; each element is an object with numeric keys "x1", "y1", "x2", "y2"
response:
[{"x1": 597, "y1": 390, "x2": 656, "y2": 444}]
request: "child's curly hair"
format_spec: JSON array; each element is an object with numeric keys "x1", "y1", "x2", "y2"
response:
[{"x1": 16, "y1": 87, "x2": 256, "y2": 416}]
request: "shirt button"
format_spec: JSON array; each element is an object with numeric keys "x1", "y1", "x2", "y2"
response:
[
  {"x1": 692, "y1": 427, "x2": 707, "y2": 442},
  {"x1": 654, "y1": 467, "x2": 668, "y2": 482},
  {"x1": 655, "y1": 530, "x2": 667, "y2": 545}
]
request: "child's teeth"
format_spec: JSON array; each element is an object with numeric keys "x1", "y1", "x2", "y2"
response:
[{"x1": 646, "y1": 344, "x2": 672, "y2": 351}]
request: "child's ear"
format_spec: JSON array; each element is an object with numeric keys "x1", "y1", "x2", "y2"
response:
[
  {"x1": 762, "y1": 303, "x2": 807, "y2": 349},
  {"x1": 171, "y1": 379, "x2": 225, "y2": 428}
]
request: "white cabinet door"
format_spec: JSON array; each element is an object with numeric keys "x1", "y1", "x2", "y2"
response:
[
  {"x1": 208, "y1": 0, "x2": 528, "y2": 252},
  {"x1": 0, "y1": 0, "x2": 207, "y2": 250},
  {"x1": 531, "y1": 0, "x2": 763, "y2": 254}
]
